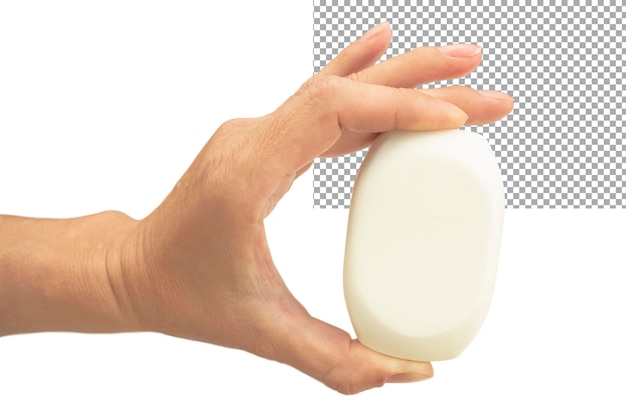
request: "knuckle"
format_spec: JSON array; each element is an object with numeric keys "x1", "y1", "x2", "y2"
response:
[
  {"x1": 434, "y1": 84, "x2": 475, "y2": 99},
  {"x1": 288, "y1": 75, "x2": 343, "y2": 137},
  {"x1": 321, "y1": 361, "x2": 354, "y2": 395},
  {"x1": 326, "y1": 373, "x2": 385, "y2": 396},
  {"x1": 301, "y1": 75, "x2": 341, "y2": 106},
  {"x1": 321, "y1": 360, "x2": 383, "y2": 396},
  {"x1": 327, "y1": 375, "x2": 357, "y2": 396},
  {"x1": 348, "y1": 70, "x2": 365, "y2": 84},
  {"x1": 214, "y1": 118, "x2": 251, "y2": 138},
  {"x1": 336, "y1": 384, "x2": 356, "y2": 396},
  {"x1": 390, "y1": 87, "x2": 413, "y2": 128},
  {"x1": 448, "y1": 84, "x2": 474, "y2": 94}
]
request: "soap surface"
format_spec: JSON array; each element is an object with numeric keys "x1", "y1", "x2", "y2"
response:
[{"x1": 343, "y1": 129, "x2": 504, "y2": 361}]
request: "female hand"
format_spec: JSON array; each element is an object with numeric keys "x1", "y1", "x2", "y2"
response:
[{"x1": 103, "y1": 22, "x2": 514, "y2": 394}]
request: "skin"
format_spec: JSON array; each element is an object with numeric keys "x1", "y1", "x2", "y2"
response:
[{"x1": 0, "y1": 23, "x2": 514, "y2": 394}]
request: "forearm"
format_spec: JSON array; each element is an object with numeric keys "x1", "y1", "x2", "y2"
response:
[{"x1": 0, "y1": 211, "x2": 139, "y2": 336}]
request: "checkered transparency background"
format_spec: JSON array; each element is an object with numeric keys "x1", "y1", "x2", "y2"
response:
[{"x1": 312, "y1": 2, "x2": 625, "y2": 208}]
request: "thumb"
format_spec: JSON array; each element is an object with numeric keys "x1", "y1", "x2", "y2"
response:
[{"x1": 270, "y1": 310, "x2": 433, "y2": 395}]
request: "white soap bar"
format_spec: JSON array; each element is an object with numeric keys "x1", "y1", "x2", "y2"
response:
[{"x1": 343, "y1": 129, "x2": 504, "y2": 361}]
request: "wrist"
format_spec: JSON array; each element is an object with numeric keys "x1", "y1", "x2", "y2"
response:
[
  {"x1": 98, "y1": 211, "x2": 146, "y2": 333},
  {"x1": 0, "y1": 211, "x2": 142, "y2": 335}
]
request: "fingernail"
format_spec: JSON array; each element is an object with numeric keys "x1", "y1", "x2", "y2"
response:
[
  {"x1": 361, "y1": 22, "x2": 390, "y2": 42},
  {"x1": 478, "y1": 90, "x2": 515, "y2": 101},
  {"x1": 386, "y1": 372, "x2": 432, "y2": 383},
  {"x1": 439, "y1": 44, "x2": 482, "y2": 58}
]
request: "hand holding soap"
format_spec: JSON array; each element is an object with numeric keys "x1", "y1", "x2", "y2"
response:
[{"x1": 343, "y1": 129, "x2": 504, "y2": 361}]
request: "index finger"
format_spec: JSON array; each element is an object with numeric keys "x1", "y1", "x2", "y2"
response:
[{"x1": 262, "y1": 75, "x2": 468, "y2": 173}]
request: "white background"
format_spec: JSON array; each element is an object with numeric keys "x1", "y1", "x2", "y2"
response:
[{"x1": 1, "y1": 1, "x2": 625, "y2": 415}]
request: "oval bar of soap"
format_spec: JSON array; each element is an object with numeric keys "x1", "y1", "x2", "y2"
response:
[{"x1": 343, "y1": 129, "x2": 505, "y2": 361}]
